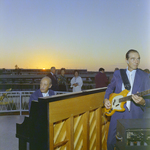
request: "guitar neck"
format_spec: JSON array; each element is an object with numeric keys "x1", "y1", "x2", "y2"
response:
[{"x1": 119, "y1": 89, "x2": 150, "y2": 102}]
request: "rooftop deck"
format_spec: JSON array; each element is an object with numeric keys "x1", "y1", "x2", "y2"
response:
[{"x1": 0, "y1": 115, "x2": 29, "y2": 150}]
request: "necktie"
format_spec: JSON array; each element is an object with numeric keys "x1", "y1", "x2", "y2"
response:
[{"x1": 126, "y1": 72, "x2": 132, "y2": 111}]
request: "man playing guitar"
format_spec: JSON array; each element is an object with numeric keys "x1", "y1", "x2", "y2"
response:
[{"x1": 104, "y1": 49, "x2": 150, "y2": 150}]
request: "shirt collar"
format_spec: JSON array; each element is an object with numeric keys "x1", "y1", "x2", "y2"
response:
[
  {"x1": 126, "y1": 67, "x2": 136, "y2": 75},
  {"x1": 42, "y1": 90, "x2": 49, "y2": 97}
]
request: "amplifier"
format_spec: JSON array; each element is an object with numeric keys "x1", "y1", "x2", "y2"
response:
[{"x1": 115, "y1": 119, "x2": 150, "y2": 150}]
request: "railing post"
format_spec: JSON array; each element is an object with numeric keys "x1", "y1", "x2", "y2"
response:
[{"x1": 20, "y1": 91, "x2": 22, "y2": 116}]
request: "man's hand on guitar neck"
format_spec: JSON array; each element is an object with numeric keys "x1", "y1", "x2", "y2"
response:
[
  {"x1": 104, "y1": 99, "x2": 111, "y2": 109},
  {"x1": 132, "y1": 94, "x2": 146, "y2": 106}
]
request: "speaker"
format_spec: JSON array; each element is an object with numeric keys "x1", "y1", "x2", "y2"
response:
[{"x1": 115, "y1": 119, "x2": 150, "y2": 150}]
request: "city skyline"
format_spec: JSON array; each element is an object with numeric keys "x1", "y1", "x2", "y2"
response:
[{"x1": 0, "y1": 0, "x2": 150, "y2": 71}]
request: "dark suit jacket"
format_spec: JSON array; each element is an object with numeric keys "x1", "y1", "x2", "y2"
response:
[
  {"x1": 95, "y1": 72, "x2": 108, "y2": 88},
  {"x1": 105, "y1": 68, "x2": 150, "y2": 118},
  {"x1": 29, "y1": 89, "x2": 55, "y2": 111},
  {"x1": 47, "y1": 72, "x2": 59, "y2": 91}
]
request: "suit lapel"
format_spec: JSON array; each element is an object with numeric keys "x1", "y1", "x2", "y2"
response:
[
  {"x1": 132, "y1": 69, "x2": 141, "y2": 94},
  {"x1": 38, "y1": 89, "x2": 43, "y2": 97}
]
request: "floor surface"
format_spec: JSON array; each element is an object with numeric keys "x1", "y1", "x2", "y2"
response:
[{"x1": 0, "y1": 115, "x2": 29, "y2": 150}]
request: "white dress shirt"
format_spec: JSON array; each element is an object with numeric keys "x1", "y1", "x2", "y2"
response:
[
  {"x1": 42, "y1": 91, "x2": 49, "y2": 97},
  {"x1": 122, "y1": 68, "x2": 136, "y2": 111}
]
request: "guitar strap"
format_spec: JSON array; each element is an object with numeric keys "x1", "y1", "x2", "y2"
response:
[{"x1": 120, "y1": 69, "x2": 131, "y2": 91}]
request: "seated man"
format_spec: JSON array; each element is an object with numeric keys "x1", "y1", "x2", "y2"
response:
[{"x1": 29, "y1": 76, "x2": 55, "y2": 111}]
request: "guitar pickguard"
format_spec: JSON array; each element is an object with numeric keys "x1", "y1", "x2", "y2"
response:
[{"x1": 111, "y1": 95, "x2": 124, "y2": 110}]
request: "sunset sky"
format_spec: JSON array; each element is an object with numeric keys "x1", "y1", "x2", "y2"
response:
[{"x1": 0, "y1": 0, "x2": 150, "y2": 71}]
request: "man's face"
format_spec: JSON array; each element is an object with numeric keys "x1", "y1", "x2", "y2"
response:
[
  {"x1": 127, "y1": 52, "x2": 140, "y2": 71},
  {"x1": 40, "y1": 78, "x2": 51, "y2": 93},
  {"x1": 51, "y1": 68, "x2": 56, "y2": 74}
]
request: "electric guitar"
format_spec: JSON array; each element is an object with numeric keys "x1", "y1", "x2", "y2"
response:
[{"x1": 105, "y1": 89, "x2": 150, "y2": 116}]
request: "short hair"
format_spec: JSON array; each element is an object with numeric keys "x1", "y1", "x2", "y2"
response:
[
  {"x1": 99, "y1": 68, "x2": 105, "y2": 72},
  {"x1": 144, "y1": 69, "x2": 150, "y2": 73},
  {"x1": 60, "y1": 68, "x2": 66, "y2": 72},
  {"x1": 41, "y1": 76, "x2": 52, "y2": 85},
  {"x1": 74, "y1": 70, "x2": 79, "y2": 74},
  {"x1": 51, "y1": 67, "x2": 55, "y2": 70},
  {"x1": 114, "y1": 68, "x2": 119, "y2": 71},
  {"x1": 126, "y1": 49, "x2": 139, "y2": 60}
]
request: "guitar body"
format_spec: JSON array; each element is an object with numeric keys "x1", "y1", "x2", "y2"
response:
[{"x1": 105, "y1": 89, "x2": 129, "y2": 116}]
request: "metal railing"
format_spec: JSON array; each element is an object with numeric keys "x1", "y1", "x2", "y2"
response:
[{"x1": 0, "y1": 91, "x2": 70, "y2": 115}]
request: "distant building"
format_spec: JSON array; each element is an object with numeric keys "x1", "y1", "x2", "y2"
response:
[{"x1": 0, "y1": 68, "x2": 114, "y2": 91}]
